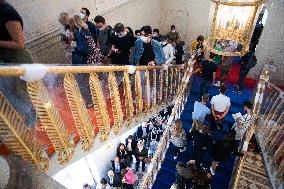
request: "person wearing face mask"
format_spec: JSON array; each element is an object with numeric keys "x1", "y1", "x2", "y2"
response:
[
  {"x1": 167, "y1": 25, "x2": 179, "y2": 42},
  {"x1": 152, "y1": 28, "x2": 161, "y2": 42},
  {"x1": 80, "y1": 8, "x2": 97, "y2": 42},
  {"x1": 94, "y1": 15, "x2": 114, "y2": 62},
  {"x1": 160, "y1": 35, "x2": 174, "y2": 65},
  {"x1": 72, "y1": 14, "x2": 102, "y2": 108},
  {"x1": 110, "y1": 23, "x2": 136, "y2": 65},
  {"x1": 130, "y1": 25, "x2": 165, "y2": 66}
]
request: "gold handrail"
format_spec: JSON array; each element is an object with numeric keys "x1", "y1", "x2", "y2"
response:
[
  {"x1": 0, "y1": 64, "x2": 185, "y2": 76},
  {"x1": 0, "y1": 64, "x2": 187, "y2": 172},
  {"x1": 232, "y1": 65, "x2": 284, "y2": 189},
  {"x1": 140, "y1": 60, "x2": 194, "y2": 189}
]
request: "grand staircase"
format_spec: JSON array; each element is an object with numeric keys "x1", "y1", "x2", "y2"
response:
[{"x1": 152, "y1": 75, "x2": 255, "y2": 189}]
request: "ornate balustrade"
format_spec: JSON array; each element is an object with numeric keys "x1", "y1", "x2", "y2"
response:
[
  {"x1": 230, "y1": 65, "x2": 284, "y2": 189},
  {"x1": 255, "y1": 82, "x2": 284, "y2": 189},
  {"x1": 0, "y1": 64, "x2": 187, "y2": 172},
  {"x1": 140, "y1": 60, "x2": 194, "y2": 189}
]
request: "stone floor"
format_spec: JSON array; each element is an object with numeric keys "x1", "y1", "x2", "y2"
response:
[{"x1": 235, "y1": 151, "x2": 273, "y2": 189}]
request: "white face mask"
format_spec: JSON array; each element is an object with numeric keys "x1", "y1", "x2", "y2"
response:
[
  {"x1": 172, "y1": 30, "x2": 176, "y2": 32},
  {"x1": 79, "y1": 13, "x2": 85, "y2": 20},
  {"x1": 153, "y1": 34, "x2": 158, "y2": 37},
  {"x1": 161, "y1": 42, "x2": 167, "y2": 45},
  {"x1": 140, "y1": 36, "x2": 148, "y2": 43}
]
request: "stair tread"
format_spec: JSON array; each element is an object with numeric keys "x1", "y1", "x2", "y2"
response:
[{"x1": 152, "y1": 76, "x2": 254, "y2": 189}]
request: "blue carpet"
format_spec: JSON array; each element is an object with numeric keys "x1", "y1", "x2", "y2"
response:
[{"x1": 152, "y1": 76, "x2": 254, "y2": 189}]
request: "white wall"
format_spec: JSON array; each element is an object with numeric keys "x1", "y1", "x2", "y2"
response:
[
  {"x1": 160, "y1": 0, "x2": 214, "y2": 52},
  {"x1": 249, "y1": 1, "x2": 284, "y2": 85},
  {"x1": 52, "y1": 126, "x2": 139, "y2": 188}
]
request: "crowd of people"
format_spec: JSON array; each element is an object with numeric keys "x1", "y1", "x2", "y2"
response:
[
  {"x1": 168, "y1": 86, "x2": 255, "y2": 189},
  {"x1": 0, "y1": 2, "x2": 259, "y2": 189},
  {"x1": 85, "y1": 105, "x2": 173, "y2": 189},
  {"x1": 58, "y1": 8, "x2": 187, "y2": 66}
]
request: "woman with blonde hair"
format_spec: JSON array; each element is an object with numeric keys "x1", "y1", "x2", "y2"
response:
[
  {"x1": 58, "y1": 12, "x2": 74, "y2": 64},
  {"x1": 72, "y1": 14, "x2": 103, "y2": 108},
  {"x1": 72, "y1": 14, "x2": 102, "y2": 65},
  {"x1": 171, "y1": 119, "x2": 187, "y2": 159}
]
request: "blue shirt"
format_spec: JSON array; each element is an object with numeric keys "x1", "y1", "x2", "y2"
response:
[
  {"x1": 192, "y1": 101, "x2": 211, "y2": 122},
  {"x1": 114, "y1": 163, "x2": 120, "y2": 173}
]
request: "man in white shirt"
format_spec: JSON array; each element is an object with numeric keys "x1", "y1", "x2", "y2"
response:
[
  {"x1": 210, "y1": 85, "x2": 231, "y2": 130},
  {"x1": 160, "y1": 35, "x2": 174, "y2": 65}
]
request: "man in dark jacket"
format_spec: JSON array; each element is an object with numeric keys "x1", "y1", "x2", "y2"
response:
[
  {"x1": 235, "y1": 46, "x2": 257, "y2": 94},
  {"x1": 80, "y1": 8, "x2": 97, "y2": 41},
  {"x1": 110, "y1": 157, "x2": 126, "y2": 187},
  {"x1": 188, "y1": 125, "x2": 214, "y2": 166},
  {"x1": 125, "y1": 135, "x2": 137, "y2": 162},
  {"x1": 135, "y1": 140, "x2": 148, "y2": 172},
  {"x1": 135, "y1": 121, "x2": 151, "y2": 143}
]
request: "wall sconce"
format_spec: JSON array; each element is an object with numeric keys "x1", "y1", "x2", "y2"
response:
[{"x1": 208, "y1": 0, "x2": 266, "y2": 56}]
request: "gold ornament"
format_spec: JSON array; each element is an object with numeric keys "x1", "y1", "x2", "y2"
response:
[
  {"x1": 0, "y1": 92, "x2": 49, "y2": 171},
  {"x1": 27, "y1": 81, "x2": 74, "y2": 164},
  {"x1": 89, "y1": 73, "x2": 111, "y2": 142},
  {"x1": 63, "y1": 73, "x2": 95, "y2": 151},
  {"x1": 108, "y1": 72, "x2": 123, "y2": 134}
]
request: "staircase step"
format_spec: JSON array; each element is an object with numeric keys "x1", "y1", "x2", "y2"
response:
[{"x1": 152, "y1": 75, "x2": 254, "y2": 189}]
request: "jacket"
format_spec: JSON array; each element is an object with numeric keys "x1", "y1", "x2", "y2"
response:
[
  {"x1": 130, "y1": 39, "x2": 165, "y2": 65},
  {"x1": 134, "y1": 146, "x2": 148, "y2": 158},
  {"x1": 111, "y1": 161, "x2": 126, "y2": 174},
  {"x1": 135, "y1": 125, "x2": 150, "y2": 140},
  {"x1": 123, "y1": 169, "x2": 135, "y2": 185}
]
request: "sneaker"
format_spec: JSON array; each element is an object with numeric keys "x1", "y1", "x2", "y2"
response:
[
  {"x1": 180, "y1": 147, "x2": 186, "y2": 152},
  {"x1": 213, "y1": 81, "x2": 220, "y2": 87},
  {"x1": 174, "y1": 156, "x2": 177, "y2": 160},
  {"x1": 210, "y1": 166, "x2": 215, "y2": 175}
]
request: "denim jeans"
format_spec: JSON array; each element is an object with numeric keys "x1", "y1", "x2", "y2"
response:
[{"x1": 199, "y1": 79, "x2": 212, "y2": 98}]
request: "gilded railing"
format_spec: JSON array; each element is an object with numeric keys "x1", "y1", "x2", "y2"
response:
[
  {"x1": 0, "y1": 64, "x2": 185, "y2": 172},
  {"x1": 230, "y1": 64, "x2": 283, "y2": 189},
  {"x1": 140, "y1": 60, "x2": 194, "y2": 189},
  {"x1": 255, "y1": 82, "x2": 284, "y2": 189}
]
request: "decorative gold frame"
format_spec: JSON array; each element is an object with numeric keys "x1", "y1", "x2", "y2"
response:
[{"x1": 208, "y1": 0, "x2": 266, "y2": 56}]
